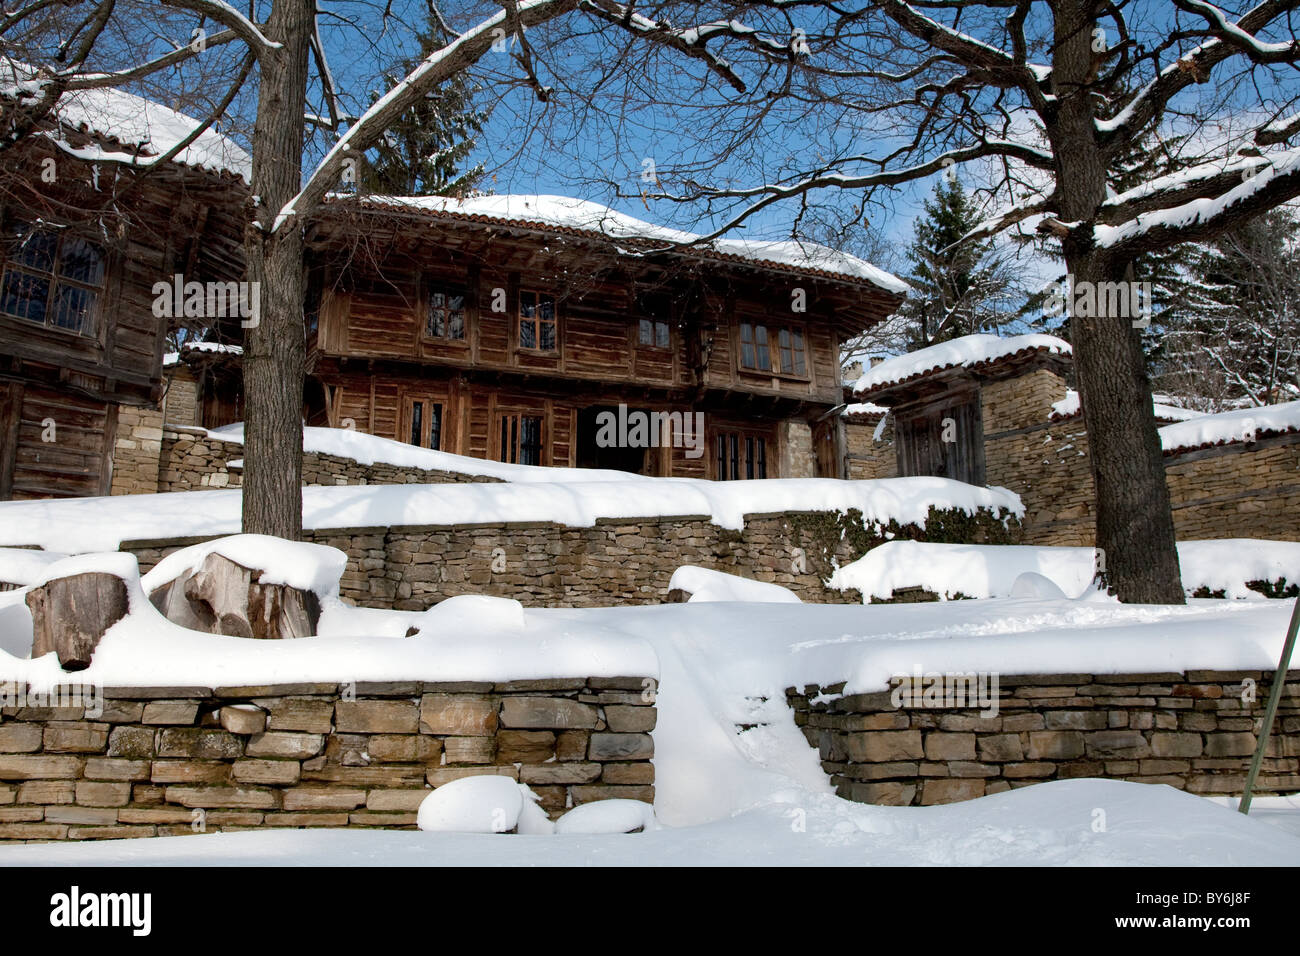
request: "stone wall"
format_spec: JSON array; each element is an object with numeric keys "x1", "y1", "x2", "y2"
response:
[
  {"x1": 108, "y1": 406, "x2": 166, "y2": 497},
  {"x1": 0, "y1": 678, "x2": 655, "y2": 842},
  {"x1": 787, "y1": 670, "x2": 1299, "y2": 806},
  {"x1": 1166, "y1": 438, "x2": 1300, "y2": 541},
  {"x1": 779, "y1": 421, "x2": 816, "y2": 479},
  {"x1": 122, "y1": 506, "x2": 1021, "y2": 610},
  {"x1": 152, "y1": 427, "x2": 501, "y2": 493},
  {"x1": 844, "y1": 414, "x2": 896, "y2": 480}
]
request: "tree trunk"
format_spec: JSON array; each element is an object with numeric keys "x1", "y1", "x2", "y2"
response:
[
  {"x1": 26, "y1": 572, "x2": 129, "y2": 670},
  {"x1": 242, "y1": 0, "x2": 314, "y2": 540},
  {"x1": 1051, "y1": 0, "x2": 1184, "y2": 604}
]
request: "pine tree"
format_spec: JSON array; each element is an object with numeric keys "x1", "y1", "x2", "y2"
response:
[
  {"x1": 362, "y1": 19, "x2": 487, "y2": 197},
  {"x1": 899, "y1": 178, "x2": 1016, "y2": 348},
  {"x1": 1155, "y1": 208, "x2": 1300, "y2": 409}
]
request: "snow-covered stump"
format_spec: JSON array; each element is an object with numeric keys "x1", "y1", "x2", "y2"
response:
[
  {"x1": 142, "y1": 536, "x2": 345, "y2": 640},
  {"x1": 25, "y1": 572, "x2": 129, "y2": 671}
]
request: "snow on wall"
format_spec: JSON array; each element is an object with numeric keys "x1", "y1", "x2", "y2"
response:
[
  {"x1": 358, "y1": 194, "x2": 909, "y2": 293},
  {"x1": 0, "y1": 477, "x2": 1024, "y2": 555},
  {"x1": 1160, "y1": 400, "x2": 1300, "y2": 454},
  {"x1": 852, "y1": 333, "x2": 1071, "y2": 395},
  {"x1": 829, "y1": 539, "x2": 1300, "y2": 602},
  {"x1": 1050, "y1": 389, "x2": 1204, "y2": 423}
]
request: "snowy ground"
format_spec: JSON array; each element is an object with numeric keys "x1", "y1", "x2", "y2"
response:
[{"x1": 2, "y1": 582, "x2": 1299, "y2": 866}]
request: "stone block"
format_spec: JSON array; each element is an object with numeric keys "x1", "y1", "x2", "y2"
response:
[
  {"x1": 335, "y1": 700, "x2": 419, "y2": 734},
  {"x1": 419, "y1": 695, "x2": 498, "y2": 736},
  {"x1": 499, "y1": 697, "x2": 598, "y2": 730}
]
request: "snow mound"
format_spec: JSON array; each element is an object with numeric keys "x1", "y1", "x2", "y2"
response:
[
  {"x1": 830, "y1": 539, "x2": 1300, "y2": 601},
  {"x1": 668, "y1": 566, "x2": 801, "y2": 604},
  {"x1": 1160, "y1": 400, "x2": 1300, "y2": 453},
  {"x1": 408, "y1": 595, "x2": 526, "y2": 637},
  {"x1": 1009, "y1": 571, "x2": 1068, "y2": 600},
  {"x1": 0, "y1": 547, "x2": 68, "y2": 586},
  {"x1": 140, "y1": 535, "x2": 347, "y2": 601},
  {"x1": 416, "y1": 776, "x2": 535, "y2": 833},
  {"x1": 516, "y1": 789, "x2": 555, "y2": 835},
  {"x1": 555, "y1": 800, "x2": 657, "y2": 834},
  {"x1": 853, "y1": 333, "x2": 1070, "y2": 395}
]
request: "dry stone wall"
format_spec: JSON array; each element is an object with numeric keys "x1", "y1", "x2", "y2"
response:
[
  {"x1": 0, "y1": 678, "x2": 655, "y2": 842},
  {"x1": 147, "y1": 427, "x2": 500, "y2": 493},
  {"x1": 121, "y1": 507, "x2": 1020, "y2": 610},
  {"x1": 787, "y1": 670, "x2": 1300, "y2": 806}
]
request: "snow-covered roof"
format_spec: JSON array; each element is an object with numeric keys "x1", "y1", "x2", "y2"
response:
[
  {"x1": 1050, "y1": 389, "x2": 1204, "y2": 424},
  {"x1": 852, "y1": 333, "x2": 1072, "y2": 397},
  {"x1": 841, "y1": 401, "x2": 888, "y2": 419},
  {"x1": 1160, "y1": 400, "x2": 1300, "y2": 454},
  {"x1": 349, "y1": 194, "x2": 909, "y2": 294},
  {"x1": 0, "y1": 59, "x2": 251, "y2": 182},
  {"x1": 163, "y1": 342, "x2": 244, "y2": 367}
]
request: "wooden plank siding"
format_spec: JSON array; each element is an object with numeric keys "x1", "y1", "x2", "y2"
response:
[{"x1": 0, "y1": 138, "x2": 247, "y2": 499}]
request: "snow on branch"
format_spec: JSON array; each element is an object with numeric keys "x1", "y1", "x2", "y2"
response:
[
  {"x1": 158, "y1": 0, "x2": 281, "y2": 55},
  {"x1": 1094, "y1": 147, "x2": 1300, "y2": 252}
]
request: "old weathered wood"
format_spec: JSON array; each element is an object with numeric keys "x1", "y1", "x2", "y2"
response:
[
  {"x1": 163, "y1": 552, "x2": 320, "y2": 640},
  {"x1": 25, "y1": 572, "x2": 129, "y2": 670}
]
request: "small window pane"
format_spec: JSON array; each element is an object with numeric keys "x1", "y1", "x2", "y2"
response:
[
  {"x1": 52, "y1": 285, "x2": 94, "y2": 333},
  {"x1": 519, "y1": 319, "x2": 536, "y2": 349},
  {"x1": 520, "y1": 293, "x2": 537, "y2": 319},
  {"x1": 9, "y1": 226, "x2": 56, "y2": 272},
  {"x1": 429, "y1": 404, "x2": 442, "y2": 450},
  {"x1": 57, "y1": 237, "x2": 104, "y2": 286},
  {"x1": 792, "y1": 331, "x2": 806, "y2": 375},
  {"x1": 655, "y1": 321, "x2": 669, "y2": 348},
  {"x1": 410, "y1": 401, "x2": 424, "y2": 446},
  {"x1": 756, "y1": 438, "x2": 767, "y2": 479},
  {"x1": 754, "y1": 326, "x2": 771, "y2": 371},
  {"x1": 538, "y1": 295, "x2": 555, "y2": 321},
  {"x1": 1, "y1": 269, "x2": 49, "y2": 324},
  {"x1": 540, "y1": 320, "x2": 555, "y2": 351},
  {"x1": 639, "y1": 318, "x2": 653, "y2": 346}
]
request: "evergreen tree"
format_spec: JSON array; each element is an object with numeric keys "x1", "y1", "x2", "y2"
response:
[
  {"x1": 1155, "y1": 208, "x2": 1300, "y2": 409},
  {"x1": 362, "y1": 19, "x2": 487, "y2": 197},
  {"x1": 899, "y1": 178, "x2": 1017, "y2": 348}
]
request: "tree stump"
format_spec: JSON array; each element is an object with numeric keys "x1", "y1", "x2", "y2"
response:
[
  {"x1": 25, "y1": 572, "x2": 129, "y2": 671},
  {"x1": 152, "y1": 552, "x2": 320, "y2": 640}
]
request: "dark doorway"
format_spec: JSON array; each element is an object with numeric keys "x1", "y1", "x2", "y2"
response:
[{"x1": 576, "y1": 404, "x2": 649, "y2": 474}]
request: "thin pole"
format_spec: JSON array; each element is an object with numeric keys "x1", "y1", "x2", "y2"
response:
[{"x1": 1239, "y1": 595, "x2": 1300, "y2": 814}]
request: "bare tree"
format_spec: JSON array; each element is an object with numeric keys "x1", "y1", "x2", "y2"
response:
[{"x1": 1, "y1": 0, "x2": 752, "y2": 539}]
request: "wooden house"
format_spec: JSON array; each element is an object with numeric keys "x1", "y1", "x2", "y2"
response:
[
  {"x1": 283, "y1": 195, "x2": 906, "y2": 479},
  {"x1": 0, "y1": 70, "x2": 247, "y2": 499}
]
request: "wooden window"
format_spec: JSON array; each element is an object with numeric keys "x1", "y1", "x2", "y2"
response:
[
  {"x1": 716, "y1": 429, "x2": 767, "y2": 480},
  {"x1": 426, "y1": 284, "x2": 466, "y2": 340},
  {"x1": 407, "y1": 399, "x2": 443, "y2": 449},
  {"x1": 518, "y1": 291, "x2": 556, "y2": 351},
  {"x1": 0, "y1": 223, "x2": 104, "y2": 336},
  {"x1": 636, "y1": 292, "x2": 671, "y2": 348},
  {"x1": 739, "y1": 322, "x2": 806, "y2": 376},
  {"x1": 498, "y1": 412, "x2": 543, "y2": 465}
]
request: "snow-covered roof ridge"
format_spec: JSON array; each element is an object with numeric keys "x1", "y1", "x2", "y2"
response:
[
  {"x1": 1160, "y1": 400, "x2": 1300, "y2": 454},
  {"x1": 1050, "y1": 389, "x2": 1204, "y2": 424},
  {"x1": 347, "y1": 194, "x2": 909, "y2": 294},
  {"x1": 0, "y1": 59, "x2": 251, "y2": 182},
  {"x1": 853, "y1": 333, "x2": 1072, "y2": 396}
]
